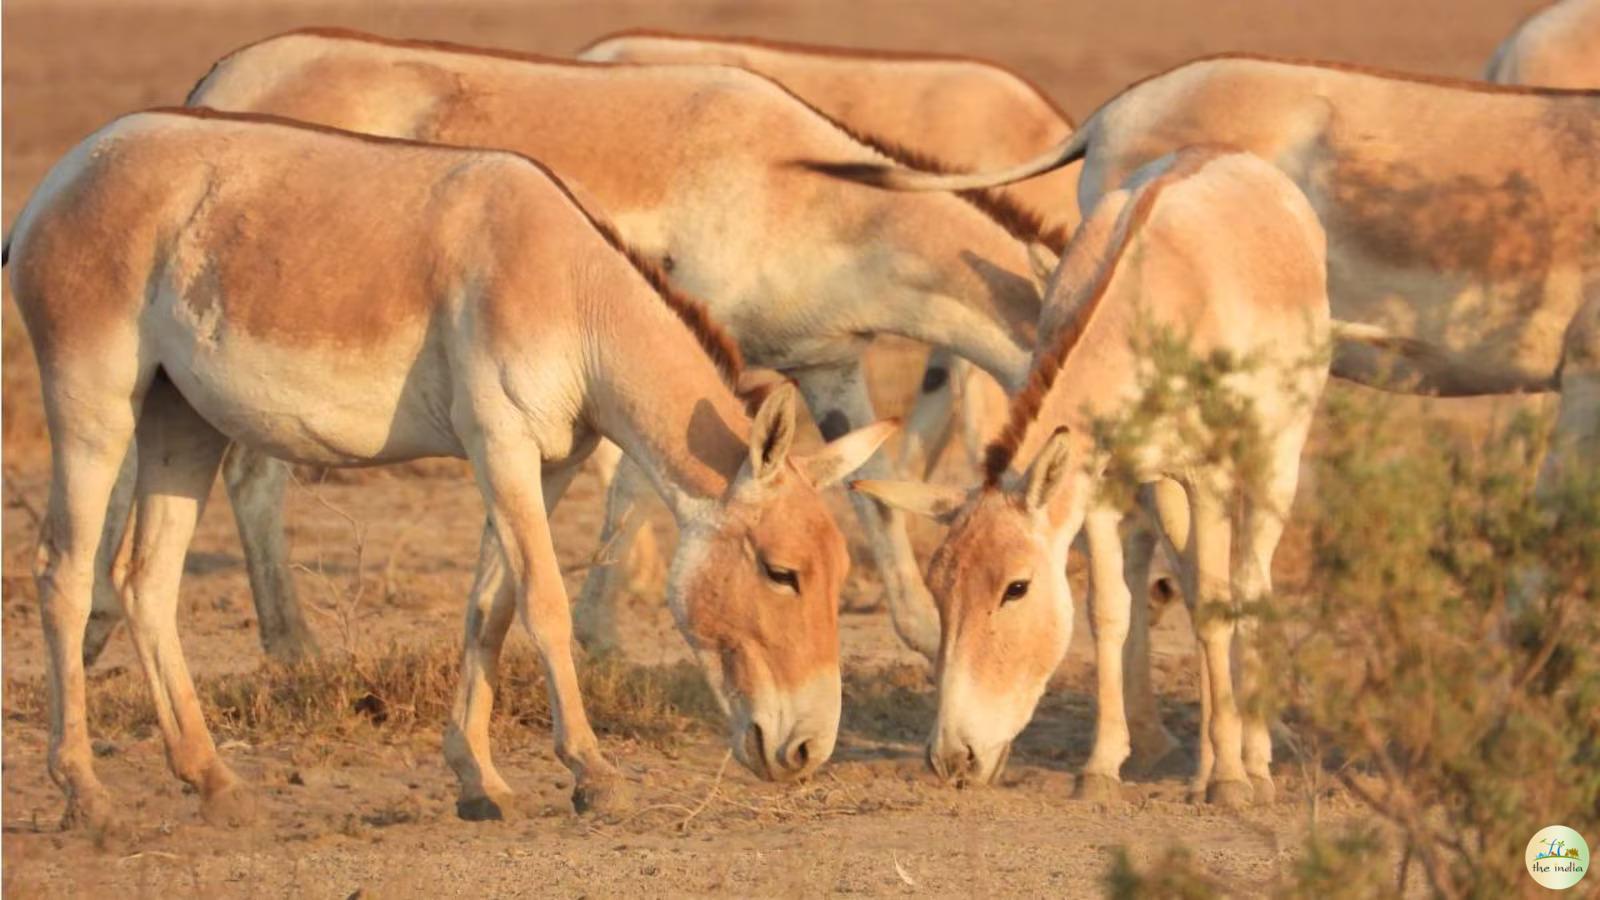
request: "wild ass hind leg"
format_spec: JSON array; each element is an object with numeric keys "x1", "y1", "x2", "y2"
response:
[
  {"x1": 122, "y1": 378, "x2": 254, "y2": 826},
  {"x1": 467, "y1": 438, "x2": 628, "y2": 816},
  {"x1": 35, "y1": 365, "x2": 147, "y2": 833},
  {"x1": 1179, "y1": 480, "x2": 1250, "y2": 808},
  {"x1": 221, "y1": 446, "x2": 318, "y2": 662},
  {"x1": 795, "y1": 362, "x2": 940, "y2": 660},
  {"x1": 1231, "y1": 463, "x2": 1300, "y2": 806},
  {"x1": 573, "y1": 449, "x2": 660, "y2": 652},
  {"x1": 1538, "y1": 295, "x2": 1600, "y2": 508},
  {"x1": 447, "y1": 463, "x2": 582, "y2": 821},
  {"x1": 83, "y1": 444, "x2": 137, "y2": 666},
  {"x1": 1078, "y1": 506, "x2": 1132, "y2": 802}
]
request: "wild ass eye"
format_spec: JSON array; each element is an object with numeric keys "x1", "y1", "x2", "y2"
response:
[
  {"x1": 761, "y1": 559, "x2": 800, "y2": 592},
  {"x1": 1001, "y1": 580, "x2": 1030, "y2": 604}
]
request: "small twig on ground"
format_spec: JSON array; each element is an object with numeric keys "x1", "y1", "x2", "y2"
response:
[
  {"x1": 287, "y1": 468, "x2": 369, "y2": 653},
  {"x1": 676, "y1": 751, "x2": 732, "y2": 833},
  {"x1": 118, "y1": 850, "x2": 183, "y2": 865}
]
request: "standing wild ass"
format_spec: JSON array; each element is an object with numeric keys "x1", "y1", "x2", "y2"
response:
[
  {"x1": 84, "y1": 27, "x2": 1064, "y2": 668},
  {"x1": 857, "y1": 148, "x2": 1346, "y2": 806},
  {"x1": 825, "y1": 54, "x2": 1600, "y2": 575},
  {"x1": 6, "y1": 109, "x2": 894, "y2": 826},
  {"x1": 1486, "y1": 0, "x2": 1600, "y2": 89},
  {"x1": 574, "y1": 28, "x2": 1081, "y2": 600}
]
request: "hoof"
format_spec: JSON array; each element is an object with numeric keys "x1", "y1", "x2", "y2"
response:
[
  {"x1": 1250, "y1": 774, "x2": 1276, "y2": 805},
  {"x1": 201, "y1": 780, "x2": 259, "y2": 828},
  {"x1": 456, "y1": 792, "x2": 512, "y2": 822},
  {"x1": 1075, "y1": 772, "x2": 1123, "y2": 803},
  {"x1": 572, "y1": 776, "x2": 634, "y2": 818},
  {"x1": 1206, "y1": 779, "x2": 1252, "y2": 809},
  {"x1": 1127, "y1": 729, "x2": 1181, "y2": 775},
  {"x1": 62, "y1": 786, "x2": 121, "y2": 835}
]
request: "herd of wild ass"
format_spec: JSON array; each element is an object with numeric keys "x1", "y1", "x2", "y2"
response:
[{"x1": 6, "y1": 0, "x2": 1597, "y2": 830}]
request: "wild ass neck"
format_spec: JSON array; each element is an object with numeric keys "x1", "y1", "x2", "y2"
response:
[{"x1": 584, "y1": 304, "x2": 751, "y2": 519}]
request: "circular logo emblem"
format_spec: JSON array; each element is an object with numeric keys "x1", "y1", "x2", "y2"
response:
[{"x1": 1527, "y1": 826, "x2": 1589, "y2": 890}]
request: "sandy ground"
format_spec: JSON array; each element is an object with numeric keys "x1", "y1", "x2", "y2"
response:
[{"x1": 1, "y1": 0, "x2": 1550, "y2": 895}]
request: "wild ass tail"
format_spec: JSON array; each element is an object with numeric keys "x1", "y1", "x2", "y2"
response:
[
  {"x1": 800, "y1": 127, "x2": 1090, "y2": 192},
  {"x1": 2, "y1": 228, "x2": 11, "y2": 267},
  {"x1": 1330, "y1": 321, "x2": 1442, "y2": 362}
]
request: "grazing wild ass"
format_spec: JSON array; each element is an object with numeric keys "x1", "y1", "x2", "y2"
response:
[
  {"x1": 575, "y1": 28, "x2": 1081, "y2": 589},
  {"x1": 1486, "y1": 0, "x2": 1600, "y2": 89},
  {"x1": 577, "y1": 29, "x2": 1080, "y2": 242},
  {"x1": 6, "y1": 109, "x2": 894, "y2": 826},
  {"x1": 90, "y1": 27, "x2": 1063, "y2": 668},
  {"x1": 825, "y1": 53, "x2": 1600, "y2": 555},
  {"x1": 858, "y1": 148, "x2": 1352, "y2": 806}
]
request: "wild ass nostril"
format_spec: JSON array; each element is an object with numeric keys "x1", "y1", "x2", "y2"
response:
[{"x1": 786, "y1": 738, "x2": 812, "y2": 772}]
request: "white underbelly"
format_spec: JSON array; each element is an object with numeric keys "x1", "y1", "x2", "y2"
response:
[{"x1": 151, "y1": 318, "x2": 460, "y2": 467}]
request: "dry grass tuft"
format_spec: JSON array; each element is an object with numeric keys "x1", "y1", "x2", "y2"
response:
[{"x1": 5, "y1": 640, "x2": 721, "y2": 749}]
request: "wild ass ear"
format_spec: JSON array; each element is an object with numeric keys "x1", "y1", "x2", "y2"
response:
[
  {"x1": 1021, "y1": 427, "x2": 1076, "y2": 512},
  {"x1": 1027, "y1": 242, "x2": 1059, "y2": 291},
  {"x1": 852, "y1": 479, "x2": 967, "y2": 524},
  {"x1": 802, "y1": 419, "x2": 899, "y2": 487},
  {"x1": 749, "y1": 383, "x2": 800, "y2": 481}
]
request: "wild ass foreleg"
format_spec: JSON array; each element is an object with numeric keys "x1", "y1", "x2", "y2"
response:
[
  {"x1": 958, "y1": 367, "x2": 1010, "y2": 470},
  {"x1": 120, "y1": 380, "x2": 254, "y2": 826},
  {"x1": 795, "y1": 363, "x2": 941, "y2": 661},
  {"x1": 1120, "y1": 502, "x2": 1180, "y2": 773},
  {"x1": 221, "y1": 446, "x2": 318, "y2": 661},
  {"x1": 899, "y1": 350, "x2": 961, "y2": 479},
  {"x1": 1078, "y1": 506, "x2": 1132, "y2": 801},
  {"x1": 589, "y1": 440, "x2": 665, "y2": 592},
  {"x1": 467, "y1": 440, "x2": 628, "y2": 816},
  {"x1": 573, "y1": 451, "x2": 661, "y2": 652},
  {"x1": 1180, "y1": 481, "x2": 1250, "y2": 808},
  {"x1": 446, "y1": 463, "x2": 581, "y2": 821}
]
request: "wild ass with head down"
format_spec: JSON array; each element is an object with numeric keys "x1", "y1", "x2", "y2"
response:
[
  {"x1": 857, "y1": 148, "x2": 1349, "y2": 807},
  {"x1": 1486, "y1": 0, "x2": 1600, "y2": 89},
  {"x1": 6, "y1": 109, "x2": 894, "y2": 827},
  {"x1": 576, "y1": 29, "x2": 1083, "y2": 598},
  {"x1": 81, "y1": 27, "x2": 1062, "y2": 670},
  {"x1": 817, "y1": 54, "x2": 1600, "y2": 500}
]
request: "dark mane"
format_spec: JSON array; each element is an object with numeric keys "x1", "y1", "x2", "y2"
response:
[
  {"x1": 143, "y1": 106, "x2": 743, "y2": 389},
  {"x1": 760, "y1": 84, "x2": 1070, "y2": 252},
  {"x1": 203, "y1": 27, "x2": 1066, "y2": 253},
  {"x1": 981, "y1": 148, "x2": 1224, "y2": 483},
  {"x1": 578, "y1": 28, "x2": 1078, "y2": 127}
]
